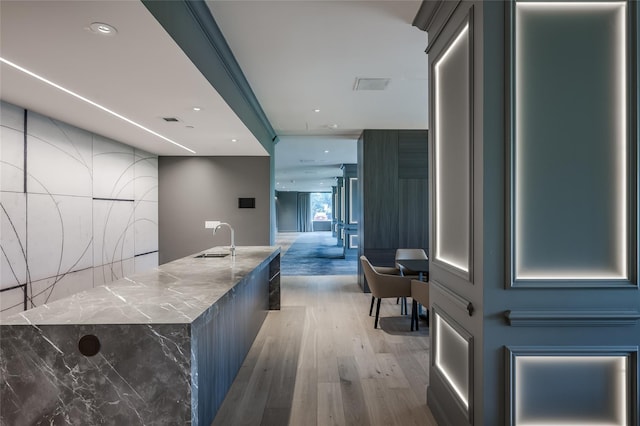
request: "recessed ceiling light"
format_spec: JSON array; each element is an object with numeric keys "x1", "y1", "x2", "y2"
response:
[
  {"x1": 324, "y1": 150, "x2": 329, "y2": 154},
  {"x1": 88, "y1": 22, "x2": 117, "y2": 36},
  {"x1": 314, "y1": 109, "x2": 321, "y2": 113},
  {"x1": 231, "y1": 139, "x2": 237, "y2": 142},
  {"x1": 328, "y1": 124, "x2": 339, "y2": 129},
  {"x1": 192, "y1": 107, "x2": 201, "y2": 111},
  {"x1": 0, "y1": 57, "x2": 195, "y2": 153}
]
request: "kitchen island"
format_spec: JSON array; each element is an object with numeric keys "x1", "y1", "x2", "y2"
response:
[{"x1": 0, "y1": 246, "x2": 280, "y2": 425}]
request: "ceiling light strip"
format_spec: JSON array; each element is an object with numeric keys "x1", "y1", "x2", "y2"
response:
[{"x1": 0, "y1": 57, "x2": 195, "y2": 154}]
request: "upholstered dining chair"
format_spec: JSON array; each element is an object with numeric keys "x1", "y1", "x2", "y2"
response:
[
  {"x1": 360, "y1": 256, "x2": 412, "y2": 329},
  {"x1": 410, "y1": 279, "x2": 430, "y2": 331}
]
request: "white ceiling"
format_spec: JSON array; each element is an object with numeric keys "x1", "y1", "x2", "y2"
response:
[
  {"x1": 0, "y1": 1, "x2": 429, "y2": 191},
  {"x1": 207, "y1": 0, "x2": 428, "y2": 191},
  {"x1": 0, "y1": 0, "x2": 266, "y2": 156},
  {"x1": 275, "y1": 135, "x2": 358, "y2": 192}
]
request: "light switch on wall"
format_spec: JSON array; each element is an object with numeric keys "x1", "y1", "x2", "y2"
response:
[{"x1": 205, "y1": 221, "x2": 221, "y2": 229}]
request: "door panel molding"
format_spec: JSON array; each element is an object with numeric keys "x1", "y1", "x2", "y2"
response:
[
  {"x1": 432, "y1": 305, "x2": 474, "y2": 422},
  {"x1": 505, "y1": 346, "x2": 638, "y2": 425},
  {"x1": 506, "y1": 0, "x2": 638, "y2": 289},
  {"x1": 431, "y1": 280, "x2": 474, "y2": 317},
  {"x1": 505, "y1": 309, "x2": 640, "y2": 327},
  {"x1": 431, "y1": 10, "x2": 475, "y2": 283}
]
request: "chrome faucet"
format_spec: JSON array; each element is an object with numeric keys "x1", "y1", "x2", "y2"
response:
[{"x1": 214, "y1": 222, "x2": 235, "y2": 256}]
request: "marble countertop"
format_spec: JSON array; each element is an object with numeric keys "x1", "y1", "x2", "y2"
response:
[{"x1": 1, "y1": 246, "x2": 279, "y2": 326}]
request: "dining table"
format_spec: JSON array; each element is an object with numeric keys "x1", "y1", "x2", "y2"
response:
[{"x1": 396, "y1": 259, "x2": 430, "y2": 282}]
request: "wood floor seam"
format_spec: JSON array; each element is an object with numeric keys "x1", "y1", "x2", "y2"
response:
[{"x1": 212, "y1": 273, "x2": 437, "y2": 426}]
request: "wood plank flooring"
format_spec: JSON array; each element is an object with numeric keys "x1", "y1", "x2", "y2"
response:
[{"x1": 211, "y1": 274, "x2": 438, "y2": 426}]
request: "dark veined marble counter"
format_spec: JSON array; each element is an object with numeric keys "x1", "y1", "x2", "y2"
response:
[{"x1": 0, "y1": 246, "x2": 281, "y2": 425}]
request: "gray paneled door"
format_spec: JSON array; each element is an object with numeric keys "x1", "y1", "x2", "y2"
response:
[{"x1": 416, "y1": 0, "x2": 640, "y2": 425}]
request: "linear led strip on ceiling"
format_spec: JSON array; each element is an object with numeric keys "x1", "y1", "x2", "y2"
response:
[
  {"x1": 434, "y1": 23, "x2": 470, "y2": 273},
  {"x1": 514, "y1": 1, "x2": 627, "y2": 280},
  {"x1": 0, "y1": 57, "x2": 196, "y2": 154}
]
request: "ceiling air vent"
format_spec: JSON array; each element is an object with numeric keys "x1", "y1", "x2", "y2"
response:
[
  {"x1": 353, "y1": 77, "x2": 391, "y2": 91},
  {"x1": 162, "y1": 117, "x2": 180, "y2": 122}
]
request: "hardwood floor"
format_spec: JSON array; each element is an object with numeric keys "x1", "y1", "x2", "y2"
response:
[{"x1": 211, "y1": 274, "x2": 438, "y2": 426}]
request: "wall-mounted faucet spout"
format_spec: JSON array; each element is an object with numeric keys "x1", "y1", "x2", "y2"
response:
[{"x1": 214, "y1": 222, "x2": 235, "y2": 256}]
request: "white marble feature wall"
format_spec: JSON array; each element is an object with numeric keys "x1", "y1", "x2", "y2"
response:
[{"x1": 0, "y1": 101, "x2": 158, "y2": 318}]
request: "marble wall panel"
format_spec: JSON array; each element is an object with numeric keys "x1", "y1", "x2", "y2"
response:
[
  {"x1": 93, "y1": 134, "x2": 135, "y2": 200},
  {"x1": 0, "y1": 286, "x2": 25, "y2": 319},
  {"x1": 134, "y1": 149, "x2": 158, "y2": 202},
  {"x1": 0, "y1": 102, "x2": 25, "y2": 193},
  {"x1": 27, "y1": 194, "x2": 93, "y2": 283},
  {"x1": 0, "y1": 192, "x2": 27, "y2": 289},
  {"x1": 93, "y1": 258, "x2": 135, "y2": 287},
  {"x1": 26, "y1": 111, "x2": 92, "y2": 197},
  {"x1": 30, "y1": 268, "x2": 94, "y2": 307},
  {"x1": 93, "y1": 199, "x2": 135, "y2": 267},
  {"x1": 134, "y1": 252, "x2": 159, "y2": 274},
  {"x1": 0, "y1": 101, "x2": 158, "y2": 314},
  {"x1": 134, "y1": 200, "x2": 158, "y2": 255}
]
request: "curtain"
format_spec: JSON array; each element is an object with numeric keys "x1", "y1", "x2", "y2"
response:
[{"x1": 297, "y1": 192, "x2": 312, "y2": 232}]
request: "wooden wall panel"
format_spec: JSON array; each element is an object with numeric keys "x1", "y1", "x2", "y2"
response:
[
  {"x1": 362, "y1": 130, "x2": 399, "y2": 249},
  {"x1": 357, "y1": 129, "x2": 429, "y2": 291},
  {"x1": 399, "y1": 179, "x2": 429, "y2": 250},
  {"x1": 398, "y1": 130, "x2": 429, "y2": 179}
]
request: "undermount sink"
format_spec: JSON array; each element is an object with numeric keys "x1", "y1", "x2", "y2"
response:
[{"x1": 194, "y1": 253, "x2": 230, "y2": 258}]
